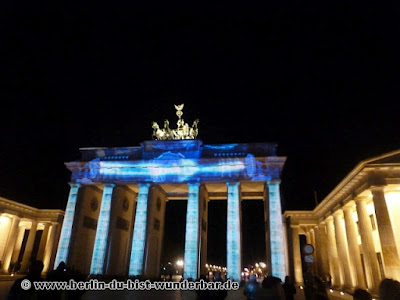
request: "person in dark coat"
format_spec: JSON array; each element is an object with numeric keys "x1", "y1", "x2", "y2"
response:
[
  {"x1": 282, "y1": 276, "x2": 296, "y2": 300},
  {"x1": 244, "y1": 274, "x2": 260, "y2": 300}
]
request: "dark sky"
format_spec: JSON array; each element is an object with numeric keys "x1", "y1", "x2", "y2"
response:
[{"x1": 1, "y1": 2, "x2": 400, "y2": 266}]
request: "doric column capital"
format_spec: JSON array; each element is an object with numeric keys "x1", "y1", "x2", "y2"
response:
[
  {"x1": 333, "y1": 209, "x2": 344, "y2": 218},
  {"x1": 267, "y1": 179, "x2": 281, "y2": 186},
  {"x1": 325, "y1": 215, "x2": 334, "y2": 223},
  {"x1": 370, "y1": 185, "x2": 385, "y2": 192}
]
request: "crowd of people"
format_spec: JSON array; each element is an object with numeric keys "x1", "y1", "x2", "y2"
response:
[
  {"x1": 7, "y1": 260, "x2": 86, "y2": 300},
  {"x1": 6, "y1": 260, "x2": 400, "y2": 300},
  {"x1": 243, "y1": 274, "x2": 400, "y2": 300}
]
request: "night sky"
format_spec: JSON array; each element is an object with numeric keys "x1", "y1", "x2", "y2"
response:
[{"x1": 1, "y1": 2, "x2": 400, "y2": 267}]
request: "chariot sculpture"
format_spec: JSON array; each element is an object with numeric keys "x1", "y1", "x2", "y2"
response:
[{"x1": 152, "y1": 104, "x2": 199, "y2": 140}]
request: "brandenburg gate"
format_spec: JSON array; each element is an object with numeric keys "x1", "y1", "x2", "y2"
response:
[{"x1": 54, "y1": 104, "x2": 287, "y2": 281}]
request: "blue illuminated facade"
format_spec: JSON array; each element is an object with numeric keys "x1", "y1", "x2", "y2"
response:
[
  {"x1": 56, "y1": 139, "x2": 287, "y2": 281},
  {"x1": 54, "y1": 183, "x2": 80, "y2": 267},
  {"x1": 183, "y1": 182, "x2": 201, "y2": 279},
  {"x1": 90, "y1": 184, "x2": 114, "y2": 274}
]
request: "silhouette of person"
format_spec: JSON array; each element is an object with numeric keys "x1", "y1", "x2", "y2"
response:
[
  {"x1": 46, "y1": 261, "x2": 70, "y2": 300},
  {"x1": 7, "y1": 260, "x2": 47, "y2": 300},
  {"x1": 282, "y1": 276, "x2": 296, "y2": 300},
  {"x1": 244, "y1": 274, "x2": 260, "y2": 300},
  {"x1": 378, "y1": 278, "x2": 400, "y2": 300},
  {"x1": 353, "y1": 288, "x2": 372, "y2": 300},
  {"x1": 208, "y1": 272, "x2": 228, "y2": 300},
  {"x1": 255, "y1": 275, "x2": 284, "y2": 300}
]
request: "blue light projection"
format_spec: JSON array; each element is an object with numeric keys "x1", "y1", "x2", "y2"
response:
[
  {"x1": 90, "y1": 184, "x2": 114, "y2": 274},
  {"x1": 268, "y1": 181, "x2": 286, "y2": 281},
  {"x1": 54, "y1": 183, "x2": 80, "y2": 268},
  {"x1": 226, "y1": 181, "x2": 241, "y2": 282},
  {"x1": 129, "y1": 183, "x2": 150, "y2": 276},
  {"x1": 97, "y1": 158, "x2": 246, "y2": 182},
  {"x1": 183, "y1": 182, "x2": 200, "y2": 280}
]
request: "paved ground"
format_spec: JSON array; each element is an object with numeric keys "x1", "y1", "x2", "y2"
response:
[{"x1": 0, "y1": 274, "x2": 355, "y2": 300}]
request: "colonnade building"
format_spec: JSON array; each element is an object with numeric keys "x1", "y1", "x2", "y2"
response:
[
  {"x1": 284, "y1": 149, "x2": 400, "y2": 294},
  {"x1": 53, "y1": 139, "x2": 288, "y2": 282},
  {"x1": 0, "y1": 197, "x2": 64, "y2": 274}
]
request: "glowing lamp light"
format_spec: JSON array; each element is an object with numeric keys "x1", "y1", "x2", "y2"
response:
[
  {"x1": 299, "y1": 286, "x2": 303, "y2": 290},
  {"x1": 329, "y1": 289, "x2": 333, "y2": 293},
  {"x1": 176, "y1": 260, "x2": 184, "y2": 267}
]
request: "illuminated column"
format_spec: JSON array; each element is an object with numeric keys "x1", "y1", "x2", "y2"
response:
[
  {"x1": 36, "y1": 223, "x2": 50, "y2": 261},
  {"x1": 12, "y1": 226, "x2": 26, "y2": 263},
  {"x1": 291, "y1": 225, "x2": 303, "y2": 284},
  {"x1": 371, "y1": 186, "x2": 400, "y2": 281},
  {"x1": 54, "y1": 183, "x2": 80, "y2": 267},
  {"x1": 2, "y1": 216, "x2": 20, "y2": 272},
  {"x1": 326, "y1": 216, "x2": 341, "y2": 287},
  {"x1": 226, "y1": 181, "x2": 242, "y2": 282},
  {"x1": 268, "y1": 180, "x2": 286, "y2": 281},
  {"x1": 333, "y1": 210, "x2": 353, "y2": 288},
  {"x1": 90, "y1": 184, "x2": 115, "y2": 274},
  {"x1": 315, "y1": 223, "x2": 329, "y2": 278},
  {"x1": 129, "y1": 183, "x2": 151, "y2": 276},
  {"x1": 183, "y1": 182, "x2": 201, "y2": 280},
  {"x1": 355, "y1": 198, "x2": 381, "y2": 291},
  {"x1": 20, "y1": 220, "x2": 38, "y2": 273},
  {"x1": 343, "y1": 204, "x2": 366, "y2": 289},
  {"x1": 43, "y1": 223, "x2": 58, "y2": 272},
  {"x1": 309, "y1": 228, "x2": 317, "y2": 274},
  {"x1": 199, "y1": 185, "x2": 209, "y2": 276}
]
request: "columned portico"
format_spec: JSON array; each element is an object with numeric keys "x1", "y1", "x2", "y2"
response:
[
  {"x1": 58, "y1": 134, "x2": 286, "y2": 281},
  {"x1": 284, "y1": 149, "x2": 400, "y2": 297}
]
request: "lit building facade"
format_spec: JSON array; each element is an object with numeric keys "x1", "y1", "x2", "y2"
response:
[
  {"x1": 54, "y1": 140, "x2": 287, "y2": 281},
  {"x1": 0, "y1": 197, "x2": 64, "y2": 274},
  {"x1": 284, "y1": 149, "x2": 400, "y2": 294}
]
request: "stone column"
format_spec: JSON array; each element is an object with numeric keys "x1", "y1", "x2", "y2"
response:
[
  {"x1": 309, "y1": 228, "x2": 317, "y2": 274},
  {"x1": 333, "y1": 210, "x2": 354, "y2": 289},
  {"x1": 54, "y1": 183, "x2": 81, "y2": 267},
  {"x1": 11, "y1": 226, "x2": 26, "y2": 263},
  {"x1": 90, "y1": 184, "x2": 115, "y2": 274},
  {"x1": 226, "y1": 181, "x2": 242, "y2": 282},
  {"x1": 20, "y1": 220, "x2": 38, "y2": 273},
  {"x1": 42, "y1": 223, "x2": 58, "y2": 273},
  {"x1": 2, "y1": 216, "x2": 20, "y2": 272},
  {"x1": 199, "y1": 185, "x2": 209, "y2": 276},
  {"x1": 355, "y1": 198, "x2": 381, "y2": 291},
  {"x1": 326, "y1": 216, "x2": 341, "y2": 287},
  {"x1": 268, "y1": 180, "x2": 286, "y2": 281},
  {"x1": 343, "y1": 204, "x2": 367, "y2": 289},
  {"x1": 315, "y1": 223, "x2": 329, "y2": 278},
  {"x1": 371, "y1": 186, "x2": 400, "y2": 281},
  {"x1": 129, "y1": 183, "x2": 151, "y2": 276},
  {"x1": 291, "y1": 225, "x2": 303, "y2": 284},
  {"x1": 183, "y1": 182, "x2": 201, "y2": 280},
  {"x1": 36, "y1": 223, "x2": 50, "y2": 261}
]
